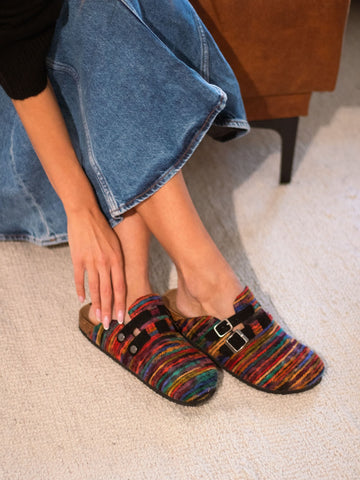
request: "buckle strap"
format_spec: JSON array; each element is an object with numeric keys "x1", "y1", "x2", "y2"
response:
[
  {"x1": 219, "y1": 312, "x2": 272, "y2": 357},
  {"x1": 205, "y1": 304, "x2": 255, "y2": 342},
  {"x1": 219, "y1": 330, "x2": 250, "y2": 356},
  {"x1": 203, "y1": 305, "x2": 273, "y2": 357},
  {"x1": 213, "y1": 319, "x2": 232, "y2": 338},
  {"x1": 227, "y1": 304, "x2": 255, "y2": 328}
]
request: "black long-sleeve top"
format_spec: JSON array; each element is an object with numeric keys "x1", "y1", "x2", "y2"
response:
[{"x1": 0, "y1": 0, "x2": 63, "y2": 99}]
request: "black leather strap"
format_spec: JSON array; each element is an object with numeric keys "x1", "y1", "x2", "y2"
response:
[
  {"x1": 155, "y1": 319, "x2": 173, "y2": 333},
  {"x1": 219, "y1": 333, "x2": 247, "y2": 356},
  {"x1": 219, "y1": 311, "x2": 272, "y2": 357},
  {"x1": 205, "y1": 304, "x2": 255, "y2": 342},
  {"x1": 119, "y1": 305, "x2": 169, "y2": 339},
  {"x1": 201, "y1": 303, "x2": 273, "y2": 357},
  {"x1": 127, "y1": 330, "x2": 152, "y2": 355},
  {"x1": 257, "y1": 311, "x2": 272, "y2": 330},
  {"x1": 117, "y1": 305, "x2": 171, "y2": 353},
  {"x1": 227, "y1": 304, "x2": 255, "y2": 328},
  {"x1": 242, "y1": 324, "x2": 255, "y2": 339},
  {"x1": 154, "y1": 305, "x2": 170, "y2": 317}
]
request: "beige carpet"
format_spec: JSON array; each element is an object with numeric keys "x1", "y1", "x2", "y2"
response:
[{"x1": 1, "y1": 3, "x2": 360, "y2": 480}]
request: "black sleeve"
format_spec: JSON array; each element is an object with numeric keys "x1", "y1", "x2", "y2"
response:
[{"x1": 0, "y1": 0, "x2": 64, "y2": 100}]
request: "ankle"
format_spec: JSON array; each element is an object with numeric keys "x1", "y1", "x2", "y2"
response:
[
  {"x1": 176, "y1": 273, "x2": 207, "y2": 317},
  {"x1": 176, "y1": 265, "x2": 244, "y2": 319}
]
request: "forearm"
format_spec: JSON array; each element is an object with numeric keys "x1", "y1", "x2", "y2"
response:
[
  {"x1": 12, "y1": 77, "x2": 126, "y2": 324},
  {"x1": 11, "y1": 78, "x2": 98, "y2": 215}
]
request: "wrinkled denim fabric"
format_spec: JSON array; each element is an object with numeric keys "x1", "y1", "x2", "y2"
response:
[{"x1": 0, "y1": 0, "x2": 249, "y2": 246}]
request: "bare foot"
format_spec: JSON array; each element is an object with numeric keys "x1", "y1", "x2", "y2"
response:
[{"x1": 176, "y1": 268, "x2": 244, "y2": 320}]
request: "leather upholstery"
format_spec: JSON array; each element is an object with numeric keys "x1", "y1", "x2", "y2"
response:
[{"x1": 192, "y1": 0, "x2": 351, "y2": 120}]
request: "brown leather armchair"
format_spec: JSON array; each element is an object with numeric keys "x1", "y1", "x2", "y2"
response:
[{"x1": 192, "y1": 0, "x2": 351, "y2": 182}]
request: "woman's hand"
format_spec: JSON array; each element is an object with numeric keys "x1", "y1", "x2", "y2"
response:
[
  {"x1": 11, "y1": 80, "x2": 126, "y2": 327},
  {"x1": 67, "y1": 207, "x2": 125, "y2": 329}
]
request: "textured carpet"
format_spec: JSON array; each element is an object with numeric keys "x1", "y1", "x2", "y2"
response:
[{"x1": 1, "y1": 3, "x2": 359, "y2": 480}]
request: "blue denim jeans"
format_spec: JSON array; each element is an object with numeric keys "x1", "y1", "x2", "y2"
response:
[{"x1": 0, "y1": 0, "x2": 249, "y2": 246}]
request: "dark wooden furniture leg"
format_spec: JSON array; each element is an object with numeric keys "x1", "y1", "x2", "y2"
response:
[{"x1": 249, "y1": 117, "x2": 299, "y2": 184}]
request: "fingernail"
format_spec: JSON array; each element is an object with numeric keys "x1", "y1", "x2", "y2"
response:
[
  {"x1": 78, "y1": 295, "x2": 84, "y2": 304},
  {"x1": 96, "y1": 309, "x2": 101, "y2": 322},
  {"x1": 104, "y1": 315, "x2": 109, "y2": 330},
  {"x1": 117, "y1": 310, "x2": 124, "y2": 324}
]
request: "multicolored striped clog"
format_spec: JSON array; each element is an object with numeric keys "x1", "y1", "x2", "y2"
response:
[
  {"x1": 79, "y1": 294, "x2": 218, "y2": 405},
  {"x1": 163, "y1": 287, "x2": 325, "y2": 394}
]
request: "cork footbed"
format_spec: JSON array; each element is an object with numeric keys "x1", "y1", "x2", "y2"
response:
[{"x1": 78, "y1": 303, "x2": 98, "y2": 338}]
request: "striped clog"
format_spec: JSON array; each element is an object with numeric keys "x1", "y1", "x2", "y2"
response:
[
  {"x1": 79, "y1": 294, "x2": 218, "y2": 405},
  {"x1": 163, "y1": 287, "x2": 325, "y2": 394}
]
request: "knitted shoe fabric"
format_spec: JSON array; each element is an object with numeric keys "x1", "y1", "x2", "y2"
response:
[
  {"x1": 163, "y1": 287, "x2": 325, "y2": 394},
  {"x1": 79, "y1": 294, "x2": 218, "y2": 405}
]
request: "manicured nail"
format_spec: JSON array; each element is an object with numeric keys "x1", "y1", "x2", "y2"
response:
[
  {"x1": 78, "y1": 295, "x2": 85, "y2": 304},
  {"x1": 104, "y1": 315, "x2": 109, "y2": 330},
  {"x1": 117, "y1": 310, "x2": 124, "y2": 324},
  {"x1": 96, "y1": 308, "x2": 101, "y2": 322}
]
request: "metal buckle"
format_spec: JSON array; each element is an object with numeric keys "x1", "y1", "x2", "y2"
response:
[
  {"x1": 213, "y1": 319, "x2": 232, "y2": 338},
  {"x1": 226, "y1": 331, "x2": 248, "y2": 353}
]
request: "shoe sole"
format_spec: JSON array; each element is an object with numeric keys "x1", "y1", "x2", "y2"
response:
[{"x1": 79, "y1": 306, "x2": 217, "y2": 406}]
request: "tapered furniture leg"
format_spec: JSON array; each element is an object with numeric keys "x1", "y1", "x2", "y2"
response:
[{"x1": 249, "y1": 117, "x2": 299, "y2": 184}]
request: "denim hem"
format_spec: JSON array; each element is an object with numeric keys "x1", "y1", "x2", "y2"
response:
[
  {"x1": 0, "y1": 92, "x2": 248, "y2": 247},
  {"x1": 107, "y1": 86, "x2": 228, "y2": 219},
  {"x1": 213, "y1": 118, "x2": 250, "y2": 133},
  {"x1": 109, "y1": 217, "x2": 123, "y2": 229},
  {"x1": 0, "y1": 88, "x2": 229, "y2": 247},
  {"x1": 0, "y1": 233, "x2": 68, "y2": 247}
]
